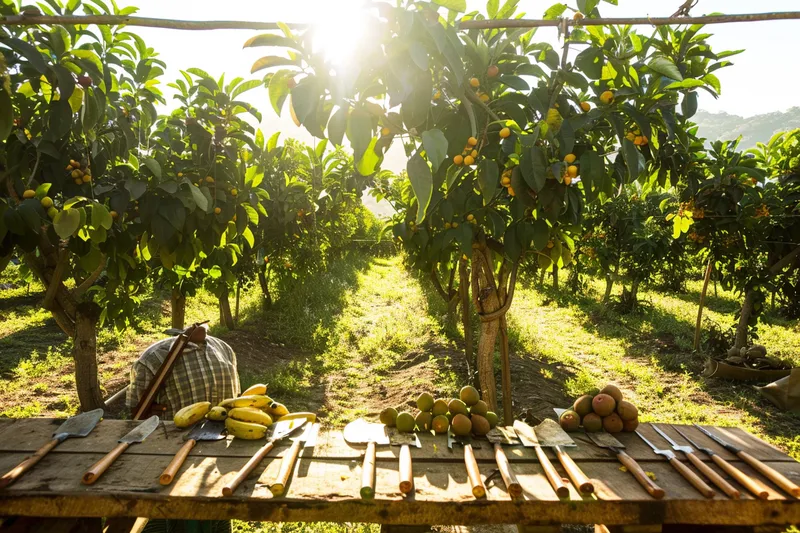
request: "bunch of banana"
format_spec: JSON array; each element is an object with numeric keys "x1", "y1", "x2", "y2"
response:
[{"x1": 174, "y1": 402, "x2": 212, "y2": 428}]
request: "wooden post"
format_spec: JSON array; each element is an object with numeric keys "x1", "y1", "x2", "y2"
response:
[
  {"x1": 170, "y1": 288, "x2": 185, "y2": 330},
  {"x1": 499, "y1": 315, "x2": 513, "y2": 424},
  {"x1": 694, "y1": 259, "x2": 713, "y2": 351}
]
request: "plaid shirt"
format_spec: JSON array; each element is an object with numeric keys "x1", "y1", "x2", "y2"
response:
[{"x1": 127, "y1": 336, "x2": 240, "y2": 418}]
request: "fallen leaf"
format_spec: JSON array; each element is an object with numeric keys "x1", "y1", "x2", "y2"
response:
[
  {"x1": 619, "y1": 466, "x2": 628, "y2": 472},
  {"x1": 646, "y1": 471, "x2": 657, "y2": 481}
]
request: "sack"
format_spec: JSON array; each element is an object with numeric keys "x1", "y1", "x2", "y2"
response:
[{"x1": 756, "y1": 368, "x2": 800, "y2": 413}]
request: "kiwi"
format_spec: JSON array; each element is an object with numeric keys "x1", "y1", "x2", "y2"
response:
[
  {"x1": 592, "y1": 394, "x2": 616, "y2": 417},
  {"x1": 416, "y1": 392, "x2": 434, "y2": 412},
  {"x1": 622, "y1": 418, "x2": 639, "y2": 432},
  {"x1": 470, "y1": 400, "x2": 488, "y2": 417},
  {"x1": 485, "y1": 411, "x2": 499, "y2": 428},
  {"x1": 448, "y1": 399, "x2": 468, "y2": 417},
  {"x1": 559, "y1": 409, "x2": 581, "y2": 432},
  {"x1": 459, "y1": 385, "x2": 480, "y2": 406},
  {"x1": 602, "y1": 413, "x2": 624, "y2": 434},
  {"x1": 379, "y1": 407, "x2": 398, "y2": 427},
  {"x1": 573, "y1": 395, "x2": 594, "y2": 418},
  {"x1": 415, "y1": 411, "x2": 433, "y2": 431},
  {"x1": 582, "y1": 412, "x2": 602, "y2": 432},
  {"x1": 471, "y1": 414, "x2": 490, "y2": 436},
  {"x1": 432, "y1": 399, "x2": 449, "y2": 417},
  {"x1": 616, "y1": 400, "x2": 638, "y2": 422},
  {"x1": 396, "y1": 412, "x2": 416, "y2": 433},
  {"x1": 599, "y1": 384, "x2": 623, "y2": 404},
  {"x1": 432, "y1": 415, "x2": 450, "y2": 434},
  {"x1": 451, "y1": 413, "x2": 472, "y2": 436}
]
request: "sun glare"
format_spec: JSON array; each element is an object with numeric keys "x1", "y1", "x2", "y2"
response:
[{"x1": 310, "y1": 0, "x2": 368, "y2": 67}]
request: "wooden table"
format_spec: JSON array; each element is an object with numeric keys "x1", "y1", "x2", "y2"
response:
[{"x1": 0, "y1": 418, "x2": 797, "y2": 532}]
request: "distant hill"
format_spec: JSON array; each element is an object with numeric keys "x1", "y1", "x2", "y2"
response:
[{"x1": 694, "y1": 108, "x2": 800, "y2": 149}]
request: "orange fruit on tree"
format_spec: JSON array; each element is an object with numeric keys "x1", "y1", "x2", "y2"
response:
[
  {"x1": 452, "y1": 222, "x2": 459, "y2": 228},
  {"x1": 110, "y1": 210, "x2": 118, "y2": 219},
  {"x1": 479, "y1": 93, "x2": 490, "y2": 103},
  {"x1": 501, "y1": 176, "x2": 511, "y2": 186},
  {"x1": 499, "y1": 127, "x2": 511, "y2": 138},
  {"x1": 177, "y1": 172, "x2": 183, "y2": 178},
  {"x1": 464, "y1": 155, "x2": 475, "y2": 165},
  {"x1": 453, "y1": 154, "x2": 464, "y2": 166},
  {"x1": 580, "y1": 101, "x2": 591, "y2": 112},
  {"x1": 444, "y1": 222, "x2": 452, "y2": 229},
  {"x1": 564, "y1": 153, "x2": 576, "y2": 164},
  {"x1": 573, "y1": 11, "x2": 584, "y2": 21},
  {"x1": 467, "y1": 136, "x2": 478, "y2": 147},
  {"x1": 600, "y1": 90, "x2": 614, "y2": 104},
  {"x1": 22, "y1": 189, "x2": 35, "y2": 199},
  {"x1": 564, "y1": 175, "x2": 572, "y2": 186},
  {"x1": 381, "y1": 126, "x2": 391, "y2": 136},
  {"x1": 626, "y1": 132, "x2": 636, "y2": 141},
  {"x1": 206, "y1": 176, "x2": 214, "y2": 183},
  {"x1": 507, "y1": 186, "x2": 515, "y2": 196},
  {"x1": 466, "y1": 214, "x2": 474, "y2": 221},
  {"x1": 230, "y1": 188, "x2": 238, "y2": 196},
  {"x1": 487, "y1": 65, "x2": 499, "y2": 77},
  {"x1": 214, "y1": 207, "x2": 221, "y2": 215},
  {"x1": 433, "y1": 90, "x2": 442, "y2": 100},
  {"x1": 470, "y1": 150, "x2": 478, "y2": 158},
  {"x1": 469, "y1": 77, "x2": 480, "y2": 88},
  {"x1": 567, "y1": 165, "x2": 578, "y2": 178}
]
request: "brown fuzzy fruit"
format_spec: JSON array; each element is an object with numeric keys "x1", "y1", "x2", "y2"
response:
[
  {"x1": 573, "y1": 395, "x2": 594, "y2": 418},
  {"x1": 432, "y1": 415, "x2": 449, "y2": 434},
  {"x1": 592, "y1": 394, "x2": 616, "y2": 417},
  {"x1": 559, "y1": 409, "x2": 581, "y2": 432},
  {"x1": 622, "y1": 418, "x2": 639, "y2": 432},
  {"x1": 600, "y1": 384, "x2": 623, "y2": 404},
  {"x1": 432, "y1": 399, "x2": 449, "y2": 417},
  {"x1": 616, "y1": 400, "x2": 638, "y2": 421},
  {"x1": 448, "y1": 399, "x2": 468, "y2": 417},
  {"x1": 470, "y1": 414, "x2": 490, "y2": 436},
  {"x1": 415, "y1": 411, "x2": 433, "y2": 432},
  {"x1": 451, "y1": 413, "x2": 472, "y2": 436},
  {"x1": 582, "y1": 412, "x2": 602, "y2": 432},
  {"x1": 470, "y1": 400, "x2": 488, "y2": 417},
  {"x1": 602, "y1": 413, "x2": 624, "y2": 434}
]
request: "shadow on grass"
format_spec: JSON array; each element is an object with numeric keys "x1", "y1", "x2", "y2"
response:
[{"x1": 0, "y1": 321, "x2": 68, "y2": 379}]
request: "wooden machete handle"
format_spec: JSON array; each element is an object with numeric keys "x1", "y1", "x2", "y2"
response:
[
  {"x1": 616, "y1": 449, "x2": 665, "y2": 499},
  {"x1": 464, "y1": 443, "x2": 485, "y2": 498},
  {"x1": 494, "y1": 443, "x2": 522, "y2": 498},
  {"x1": 360, "y1": 441, "x2": 377, "y2": 499},
  {"x1": 160, "y1": 439, "x2": 196, "y2": 486},
  {"x1": 0, "y1": 439, "x2": 60, "y2": 489},
  {"x1": 739, "y1": 450, "x2": 800, "y2": 498},
  {"x1": 685, "y1": 452, "x2": 739, "y2": 499},
  {"x1": 398, "y1": 444, "x2": 413, "y2": 495},
  {"x1": 222, "y1": 441, "x2": 275, "y2": 497},
  {"x1": 555, "y1": 446, "x2": 594, "y2": 495},
  {"x1": 535, "y1": 446, "x2": 569, "y2": 498},
  {"x1": 669, "y1": 456, "x2": 715, "y2": 498},
  {"x1": 271, "y1": 439, "x2": 302, "y2": 496},
  {"x1": 82, "y1": 442, "x2": 130, "y2": 485},
  {"x1": 710, "y1": 454, "x2": 769, "y2": 499}
]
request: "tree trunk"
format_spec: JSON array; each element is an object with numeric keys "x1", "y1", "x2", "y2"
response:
[
  {"x1": 694, "y1": 260, "x2": 713, "y2": 351},
  {"x1": 552, "y1": 264, "x2": 558, "y2": 291},
  {"x1": 734, "y1": 289, "x2": 757, "y2": 349},
  {"x1": 219, "y1": 291, "x2": 235, "y2": 330},
  {"x1": 74, "y1": 308, "x2": 106, "y2": 411},
  {"x1": 258, "y1": 270, "x2": 272, "y2": 310},
  {"x1": 235, "y1": 281, "x2": 241, "y2": 325},
  {"x1": 473, "y1": 247, "x2": 500, "y2": 413},
  {"x1": 171, "y1": 288, "x2": 186, "y2": 330},
  {"x1": 446, "y1": 296, "x2": 459, "y2": 328},
  {"x1": 603, "y1": 274, "x2": 614, "y2": 303},
  {"x1": 499, "y1": 314, "x2": 512, "y2": 424},
  {"x1": 629, "y1": 278, "x2": 641, "y2": 307},
  {"x1": 459, "y1": 261, "x2": 474, "y2": 385}
]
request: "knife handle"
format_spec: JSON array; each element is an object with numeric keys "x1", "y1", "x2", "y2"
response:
[
  {"x1": 0, "y1": 438, "x2": 60, "y2": 489},
  {"x1": 494, "y1": 443, "x2": 522, "y2": 498},
  {"x1": 535, "y1": 446, "x2": 569, "y2": 498},
  {"x1": 464, "y1": 444, "x2": 485, "y2": 498},
  {"x1": 738, "y1": 450, "x2": 800, "y2": 498},
  {"x1": 82, "y1": 442, "x2": 130, "y2": 485},
  {"x1": 685, "y1": 452, "x2": 739, "y2": 499},
  {"x1": 222, "y1": 441, "x2": 275, "y2": 497},
  {"x1": 398, "y1": 444, "x2": 413, "y2": 495},
  {"x1": 271, "y1": 439, "x2": 302, "y2": 496},
  {"x1": 710, "y1": 454, "x2": 769, "y2": 499},
  {"x1": 554, "y1": 446, "x2": 594, "y2": 495},
  {"x1": 160, "y1": 439, "x2": 196, "y2": 486},
  {"x1": 616, "y1": 449, "x2": 665, "y2": 499},
  {"x1": 669, "y1": 456, "x2": 715, "y2": 498},
  {"x1": 360, "y1": 440, "x2": 377, "y2": 499}
]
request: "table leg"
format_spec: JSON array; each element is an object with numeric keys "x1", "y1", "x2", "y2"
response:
[
  {"x1": 0, "y1": 518, "x2": 102, "y2": 533},
  {"x1": 103, "y1": 517, "x2": 149, "y2": 533}
]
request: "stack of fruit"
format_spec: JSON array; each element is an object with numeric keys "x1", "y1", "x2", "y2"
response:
[
  {"x1": 558, "y1": 384, "x2": 639, "y2": 434},
  {"x1": 172, "y1": 383, "x2": 315, "y2": 440},
  {"x1": 379, "y1": 386, "x2": 499, "y2": 437}
]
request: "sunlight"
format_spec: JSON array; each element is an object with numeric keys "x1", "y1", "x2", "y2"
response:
[{"x1": 308, "y1": 0, "x2": 368, "y2": 67}]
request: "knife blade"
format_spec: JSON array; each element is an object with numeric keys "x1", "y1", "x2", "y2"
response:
[
  {"x1": 636, "y1": 429, "x2": 715, "y2": 498},
  {"x1": 82, "y1": 416, "x2": 160, "y2": 485}
]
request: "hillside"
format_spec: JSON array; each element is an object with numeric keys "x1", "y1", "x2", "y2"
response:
[{"x1": 694, "y1": 107, "x2": 800, "y2": 148}]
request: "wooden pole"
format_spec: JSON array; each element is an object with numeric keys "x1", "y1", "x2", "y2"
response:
[{"x1": 693, "y1": 259, "x2": 713, "y2": 351}]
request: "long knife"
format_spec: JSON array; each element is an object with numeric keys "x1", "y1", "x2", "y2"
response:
[
  {"x1": 270, "y1": 422, "x2": 318, "y2": 496},
  {"x1": 635, "y1": 429, "x2": 715, "y2": 498},
  {"x1": 82, "y1": 416, "x2": 160, "y2": 485},
  {"x1": 694, "y1": 424, "x2": 800, "y2": 498},
  {"x1": 671, "y1": 425, "x2": 769, "y2": 500}
]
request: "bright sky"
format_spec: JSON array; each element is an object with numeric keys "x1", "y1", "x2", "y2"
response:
[{"x1": 128, "y1": 0, "x2": 799, "y2": 173}]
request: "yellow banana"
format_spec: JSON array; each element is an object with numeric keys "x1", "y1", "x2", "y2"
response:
[
  {"x1": 225, "y1": 417, "x2": 268, "y2": 440},
  {"x1": 228, "y1": 407, "x2": 273, "y2": 427},
  {"x1": 174, "y1": 401, "x2": 211, "y2": 428},
  {"x1": 219, "y1": 395, "x2": 272, "y2": 409},
  {"x1": 265, "y1": 402, "x2": 289, "y2": 417},
  {"x1": 275, "y1": 412, "x2": 316, "y2": 423},
  {"x1": 206, "y1": 406, "x2": 228, "y2": 421},
  {"x1": 241, "y1": 383, "x2": 268, "y2": 396}
]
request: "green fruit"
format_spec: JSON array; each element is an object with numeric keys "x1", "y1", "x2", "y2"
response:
[
  {"x1": 470, "y1": 400, "x2": 488, "y2": 417},
  {"x1": 451, "y1": 413, "x2": 472, "y2": 436},
  {"x1": 582, "y1": 412, "x2": 602, "y2": 432},
  {"x1": 396, "y1": 412, "x2": 416, "y2": 433},
  {"x1": 432, "y1": 414, "x2": 449, "y2": 434},
  {"x1": 448, "y1": 398, "x2": 468, "y2": 416},
  {"x1": 432, "y1": 399, "x2": 449, "y2": 416},
  {"x1": 380, "y1": 407, "x2": 398, "y2": 427},
  {"x1": 559, "y1": 409, "x2": 581, "y2": 432},
  {"x1": 600, "y1": 384, "x2": 623, "y2": 405},
  {"x1": 470, "y1": 414, "x2": 490, "y2": 436},
  {"x1": 47, "y1": 207, "x2": 58, "y2": 219},
  {"x1": 415, "y1": 411, "x2": 433, "y2": 431},
  {"x1": 573, "y1": 395, "x2": 594, "y2": 418},
  {"x1": 416, "y1": 392, "x2": 434, "y2": 412},
  {"x1": 485, "y1": 411, "x2": 499, "y2": 428},
  {"x1": 459, "y1": 385, "x2": 480, "y2": 406}
]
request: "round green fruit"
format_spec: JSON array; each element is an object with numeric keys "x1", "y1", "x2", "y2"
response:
[
  {"x1": 459, "y1": 385, "x2": 480, "y2": 406},
  {"x1": 451, "y1": 413, "x2": 472, "y2": 436},
  {"x1": 432, "y1": 399, "x2": 449, "y2": 417},
  {"x1": 432, "y1": 415, "x2": 449, "y2": 434},
  {"x1": 485, "y1": 411, "x2": 499, "y2": 428},
  {"x1": 448, "y1": 398, "x2": 468, "y2": 416},
  {"x1": 380, "y1": 407, "x2": 398, "y2": 427},
  {"x1": 470, "y1": 414, "x2": 490, "y2": 436},
  {"x1": 416, "y1": 392, "x2": 434, "y2": 412},
  {"x1": 470, "y1": 400, "x2": 488, "y2": 417},
  {"x1": 415, "y1": 411, "x2": 433, "y2": 432},
  {"x1": 396, "y1": 412, "x2": 416, "y2": 433}
]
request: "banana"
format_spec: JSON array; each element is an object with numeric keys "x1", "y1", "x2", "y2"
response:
[
  {"x1": 206, "y1": 406, "x2": 228, "y2": 421},
  {"x1": 219, "y1": 395, "x2": 272, "y2": 409},
  {"x1": 275, "y1": 412, "x2": 316, "y2": 423},
  {"x1": 225, "y1": 417, "x2": 268, "y2": 440},
  {"x1": 174, "y1": 401, "x2": 212, "y2": 428},
  {"x1": 265, "y1": 402, "x2": 289, "y2": 418},
  {"x1": 228, "y1": 407, "x2": 273, "y2": 427},
  {"x1": 241, "y1": 383, "x2": 268, "y2": 396}
]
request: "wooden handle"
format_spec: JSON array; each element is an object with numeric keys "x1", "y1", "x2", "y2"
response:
[
  {"x1": 685, "y1": 452, "x2": 739, "y2": 499},
  {"x1": 0, "y1": 439, "x2": 60, "y2": 489},
  {"x1": 464, "y1": 444, "x2": 485, "y2": 498},
  {"x1": 271, "y1": 440, "x2": 302, "y2": 496},
  {"x1": 82, "y1": 442, "x2": 130, "y2": 485},
  {"x1": 739, "y1": 450, "x2": 800, "y2": 498},
  {"x1": 555, "y1": 446, "x2": 594, "y2": 495},
  {"x1": 360, "y1": 441, "x2": 377, "y2": 499},
  {"x1": 398, "y1": 444, "x2": 413, "y2": 495},
  {"x1": 222, "y1": 441, "x2": 275, "y2": 497},
  {"x1": 710, "y1": 454, "x2": 769, "y2": 499},
  {"x1": 535, "y1": 446, "x2": 569, "y2": 498},
  {"x1": 669, "y1": 456, "x2": 715, "y2": 498},
  {"x1": 160, "y1": 439, "x2": 196, "y2": 486},
  {"x1": 494, "y1": 443, "x2": 522, "y2": 498},
  {"x1": 616, "y1": 450, "x2": 665, "y2": 499}
]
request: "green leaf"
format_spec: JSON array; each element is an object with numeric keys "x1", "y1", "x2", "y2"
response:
[
  {"x1": 532, "y1": 219, "x2": 550, "y2": 250},
  {"x1": 47, "y1": 99, "x2": 72, "y2": 141},
  {"x1": 504, "y1": 225, "x2": 522, "y2": 261},
  {"x1": 357, "y1": 137, "x2": 380, "y2": 176},
  {"x1": 621, "y1": 138, "x2": 644, "y2": 181},
  {"x1": 346, "y1": 109, "x2": 373, "y2": 163},
  {"x1": 242, "y1": 226, "x2": 255, "y2": 248},
  {"x1": 268, "y1": 69, "x2": 292, "y2": 116},
  {"x1": 230, "y1": 79, "x2": 263, "y2": 99},
  {"x1": 664, "y1": 78, "x2": 705, "y2": 90},
  {"x1": 90, "y1": 203, "x2": 113, "y2": 230},
  {"x1": 35, "y1": 183, "x2": 52, "y2": 198},
  {"x1": 144, "y1": 157, "x2": 162, "y2": 179},
  {"x1": 0, "y1": 87, "x2": 12, "y2": 141},
  {"x1": 3, "y1": 37, "x2": 48, "y2": 74},
  {"x1": 648, "y1": 56, "x2": 683, "y2": 81},
  {"x1": 250, "y1": 56, "x2": 301, "y2": 74},
  {"x1": 487, "y1": 0, "x2": 499, "y2": 17},
  {"x1": 407, "y1": 153, "x2": 433, "y2": 225},
  {"x1": 499, "y1": 75, "x2": 529, "y2": 91},
  {"x1": 521, "y1": 146, "x2": 548, "y2": 192},
  {"x1": 478, "y1": 159, "x2": 499, "y2": 204},
  {"x1": 543, "y1": 3, "x2": 567, "y2": 19},
  {"x1": 190, "y1": 184, "x2": 209, "y2": 212},
  {"x1": 409, "y1": 42, "x2": 429, "y2": 71},
  {"x1": 291, "y1": 76, "x2": 321, "y2": 126},
  {"x1": 702, "y1": 73, "x2": 721, "y2": 94},
  {"x1": 243, "y1": 33, "x2": 303, "y2": 52},
  {"x1": 681, "y1": 91, "x2": 698, "y2": 118},
  {"x1": 67, "y1": 85, "x2": 84, "y2": 113},
  {"x1": 53, "y1": 208, "x2": 81, "y2": 239},
  {"x1": 422, "y1": 129, "x2": 448, "y2": 172},
  {"x1": 432, "y1": 0, "x2": 466, "y2": 12}
]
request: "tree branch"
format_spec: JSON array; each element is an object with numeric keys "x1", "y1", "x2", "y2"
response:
[
  {"x1": 463, "y1": 88, "x2": 502, "y2": 123},
  {"x1": 767, "y1": 245, "x2": 800, "y2": 276},
  {"x1": 42, "y1": 245, "x2": 68, "y2": 311},
  {"x1": 479, "y1": 262, "x2": 519, "y2": 322},
  {"x1": 72, "y1": 255, "x2": 106, "y2": 299},
  {"x1": 430, "y1": 267, "x2": 449, "y2": 302}
]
